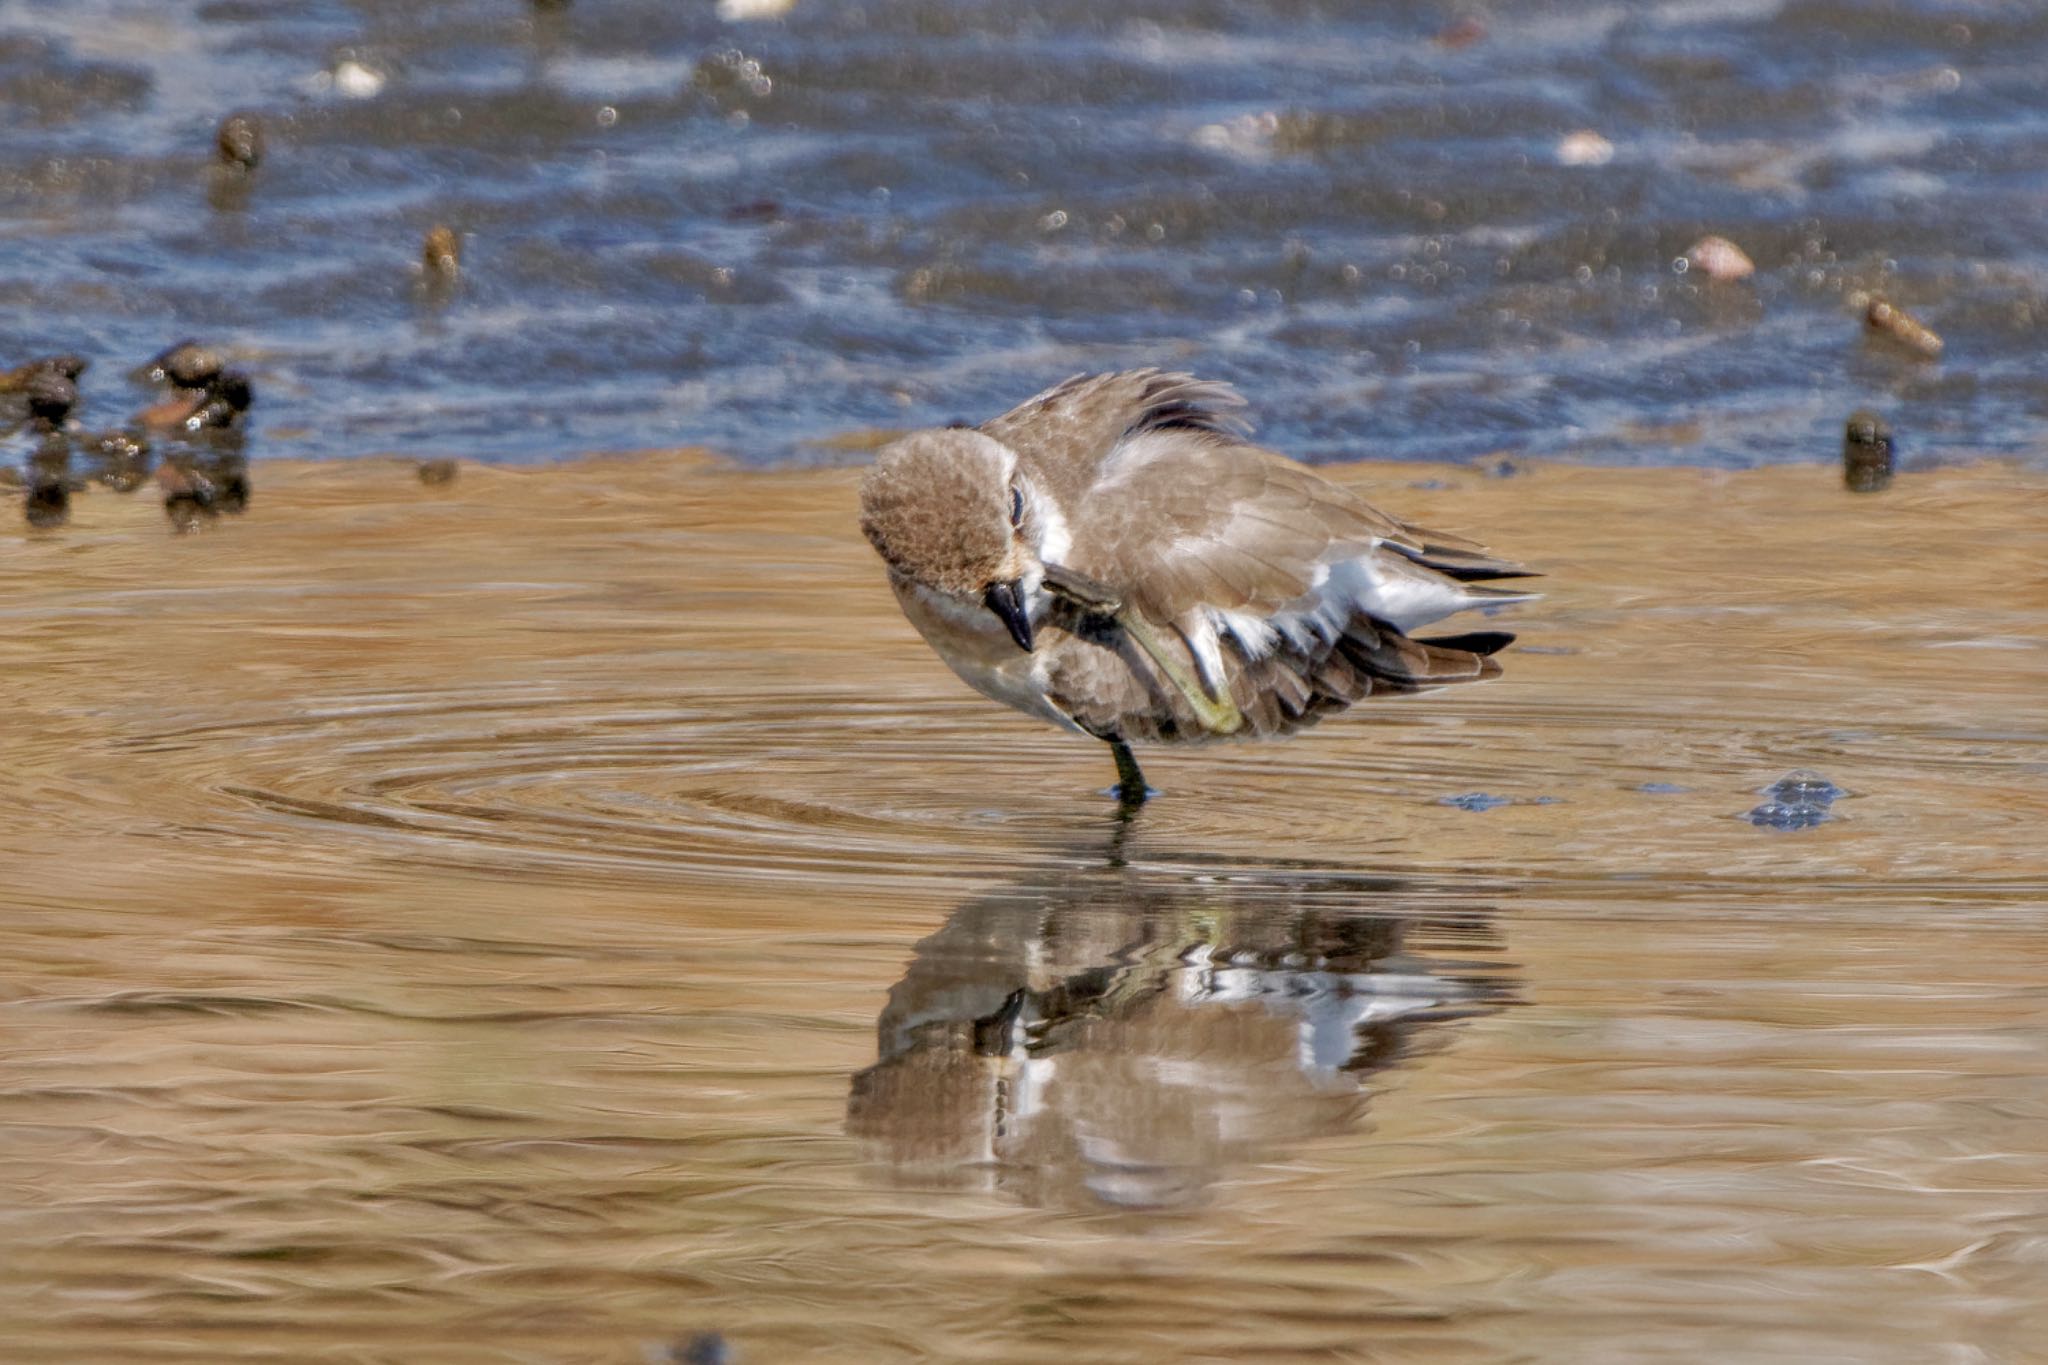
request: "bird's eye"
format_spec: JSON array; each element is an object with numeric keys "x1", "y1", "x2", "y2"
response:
[{"x1": 1008, "y1": 484, "x2": 1025, "y2": 529}]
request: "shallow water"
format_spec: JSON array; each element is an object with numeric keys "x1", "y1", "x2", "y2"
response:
[
  {"x1": 3, "y1": 456, "x2": 2046, "y2": 1361},
  {"x1": 4, "y1": 0, "x2": 2048, "y2": 466}
]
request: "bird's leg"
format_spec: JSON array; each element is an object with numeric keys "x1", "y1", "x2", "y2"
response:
[{"x1": 1108, "y1": 738, "x2": 1150, "y2": 812}]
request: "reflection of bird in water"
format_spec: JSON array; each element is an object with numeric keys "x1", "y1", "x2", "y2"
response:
[{"x1": 847, "y1": 858, "x2": 1512, "y2": 1209}]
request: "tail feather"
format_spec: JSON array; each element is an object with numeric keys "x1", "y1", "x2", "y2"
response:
[{"x1": 1339, "y1": 623, "x2": 1505, "y2": 691}]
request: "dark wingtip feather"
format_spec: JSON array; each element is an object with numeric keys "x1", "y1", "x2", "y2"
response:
[{"x1": 1415, "y1": 630, "x2": 1516, "y2": 657}]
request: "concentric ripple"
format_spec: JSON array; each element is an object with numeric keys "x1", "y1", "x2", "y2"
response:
[
  {"x1": 125, "y1": 683, "x2": 1123, "y2": 887},
  {"x1": 103, "y1": 676, "x2": 2048, "y2": 899}
]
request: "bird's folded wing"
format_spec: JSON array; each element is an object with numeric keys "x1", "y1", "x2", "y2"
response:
[{"x1": 1066, "y1": 435, "x2": 1405, "y2": 623}]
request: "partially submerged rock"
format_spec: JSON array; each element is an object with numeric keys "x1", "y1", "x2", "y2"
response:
[
  {"x1": 1556, "y1": 129, "x2": 1614, "y2": 167},
  {"x1": 1862, "y1": 296, "x2": 1943, "y2": 358},
  {"x1": 1842, "y1": 410, "x2": 1894, "y2": 493},
  {"x1": 1684, "y1": 234, "x2": 1754, "y2": 281},
  {"x1": 422, "y1": 224, "x2": 461, "y2": 279},
  {"x1": 216, "y1": 112, "x2": 265, "y2": 172}
]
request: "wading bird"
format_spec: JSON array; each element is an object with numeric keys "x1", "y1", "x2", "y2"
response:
[{"x1": 858, "y1": 370, "x2": 1536, "y2": 809}]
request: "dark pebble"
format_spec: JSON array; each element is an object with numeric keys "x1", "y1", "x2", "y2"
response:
[
  {"x1": 25, "y1": 373, "x2": 77, "y2": 429},
  {"x1": 142, "y1": 340, "x2": 227, "y2": 391},
  {"x1": 216, "y1": 112, "x2": 264, "y2": 171},
  {"x1": 4, "y1": 353, "x2": 88, "y2": 389},
  {"x1": 1843, "y1": 410, "x2": 1893, "y2": 493},
  {"x1": 417, "y1": 458, "x2": 459, "y2": 486},
  {"x1": 173, "y1": 370, "x2": 255, "y2": 434}
]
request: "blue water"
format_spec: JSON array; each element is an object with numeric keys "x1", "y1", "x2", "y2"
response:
[{"x1": 3, "y1": 0, "x2": 2044, "y2": 467}]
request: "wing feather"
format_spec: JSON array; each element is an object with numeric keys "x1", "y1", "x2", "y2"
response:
[{"x1": 997, "y1": 370, "x2": 1538, "y2": 744}]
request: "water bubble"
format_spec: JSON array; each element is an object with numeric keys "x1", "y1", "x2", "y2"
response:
[
  {"x1": 1747, "y1": 801, "x2": 1827, "y2": 830},
  {"x1": 1771, "y1": 773, "x2": 1847, "y2": 805},
  {"x1": 597, "y1": 105, "x2": 618, "y2": 127},
  {"x1": 1745, "y1": 770, "x2": 1845, "y2": 829},
  {"x1": 695, "y1": 48, "x2": 773, "y2": 104},
  {"x1": 1038, "y1": 209, "x2": 1068, "y2": 232}
]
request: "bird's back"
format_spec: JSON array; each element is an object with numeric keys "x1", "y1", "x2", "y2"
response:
[{"x1": 983, "y1": 369, "x2": 1536, "y2": 744}]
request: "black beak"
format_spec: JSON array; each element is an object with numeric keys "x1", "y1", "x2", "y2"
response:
[{"x1": 983, "y1": 580, "x2": 1034, "y2": 653}]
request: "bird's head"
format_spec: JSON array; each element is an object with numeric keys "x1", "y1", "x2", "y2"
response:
[{"x1": 859, "y1": 427, "x2": 1043, "y2": 652}]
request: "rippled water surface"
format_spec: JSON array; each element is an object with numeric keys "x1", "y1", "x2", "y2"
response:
[
  {"x1": 4, "y1": 0, "x2": 2047, "y2": 465},
  {"x1": 3, "y1": 457, "x2": 2046, "y2": 1362}
]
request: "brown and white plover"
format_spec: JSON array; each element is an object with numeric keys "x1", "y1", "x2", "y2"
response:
[{"x1": 858, "y1": 369, "x2": 1537, "y2": 807}]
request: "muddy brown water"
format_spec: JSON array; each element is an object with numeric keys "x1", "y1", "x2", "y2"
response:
[{"x1": 4, "y1": 457, "x2": 2047, "y2": 1363}]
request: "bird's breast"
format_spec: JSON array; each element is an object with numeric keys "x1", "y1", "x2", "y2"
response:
[{"x1": 891, "y1": 580, "x2": 1084, "y2": 735}]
